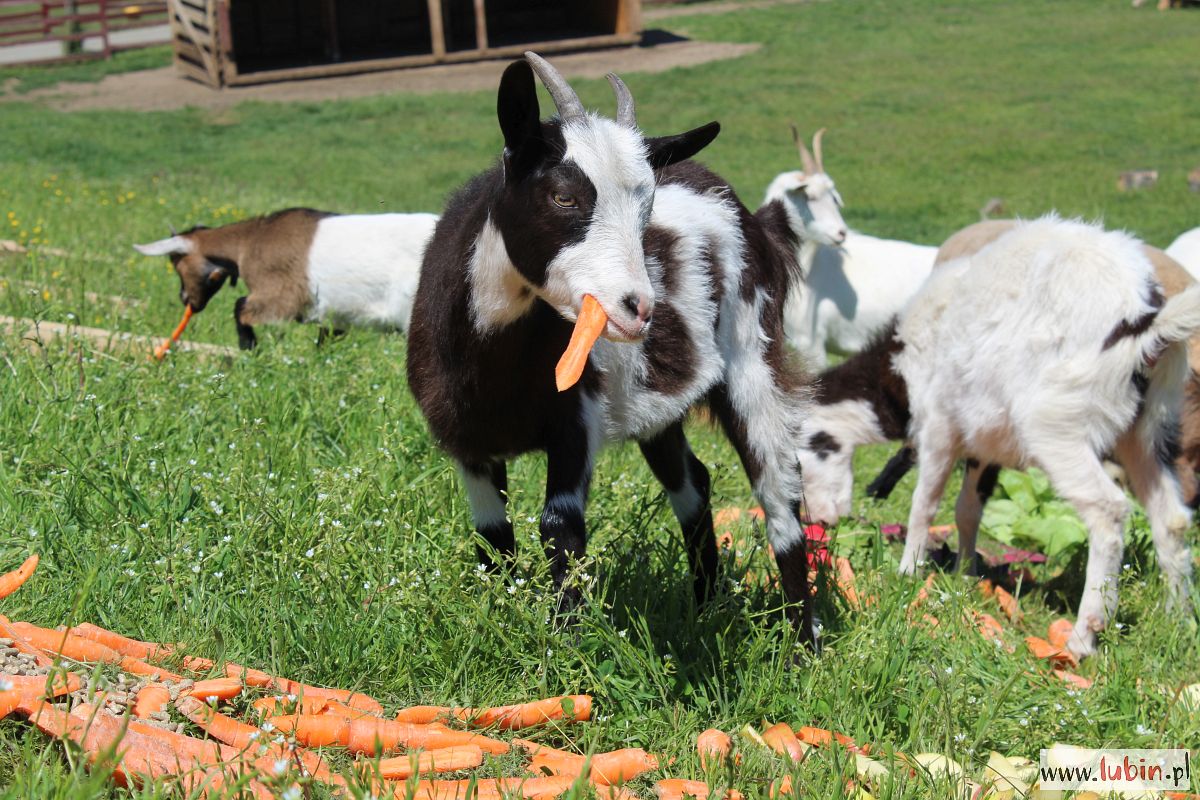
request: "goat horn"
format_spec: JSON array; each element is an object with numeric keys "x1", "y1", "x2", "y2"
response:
[
  {"x1": 167, "y1": 222, "x2": 178, "y2": 235},
  {"x1": 791, "y1": 123, "x2": 817, "y2": 175},
  {"x1": 812, "y1": 127, "x2": 827, "y2": 174},
  {"x1": 606, "y1": 73, "x2": 636, "y2": 128},
  {"x1": 524, "y1": 51, "x2": 585, "y2": 121}
]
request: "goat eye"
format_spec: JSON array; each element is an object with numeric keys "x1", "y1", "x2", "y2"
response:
[{"x1": 552, "y1": 193, "x2": 577, "y2": 209}]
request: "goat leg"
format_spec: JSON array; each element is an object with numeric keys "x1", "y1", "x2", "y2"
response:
[
  {"x1": 234, "y1": 297, "x2": 257, "y2": 351},
  {"x1": 638, "y1": 421, "x2": 718, "y2": 608}
]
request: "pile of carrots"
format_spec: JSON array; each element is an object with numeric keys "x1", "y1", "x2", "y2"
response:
[
  {"x1": 0, "y1": 547, "x2": 1109, "y2": 800},
  {"x1": 1, "y1": 554, "x2": 633, "y2": 799}
]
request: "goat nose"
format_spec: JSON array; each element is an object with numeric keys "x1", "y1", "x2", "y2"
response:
[
  {"x1": 835, "y1": 228, "x2": 847, "y2": 243},
  {"x1": 622, "y1": 292, "x2": 653, "y2": 325}
]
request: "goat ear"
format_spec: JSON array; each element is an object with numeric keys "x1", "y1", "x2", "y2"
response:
[
  {"x1": 497, "y1": 59, "x2": 543, "y2": 174},
  {"x1": 133, "y1": 236, "x2": 194, "y2": 257},
  {"x1": 645, "y1": 121, "x2": 721, "y2": 171}
]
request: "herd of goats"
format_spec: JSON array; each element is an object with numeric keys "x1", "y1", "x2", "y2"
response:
[{"x1": 132, "y1": 53, "x2": 1200, "y2": 660}]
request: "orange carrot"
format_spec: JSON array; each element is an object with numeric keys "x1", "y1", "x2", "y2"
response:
[
  {"x1": 6, "y1": 621, "x2": 181, "y2": 680},
  {"x1": 794, "y1": 726, "x2": 859, "y2": 751},
  {"x1": 69, "y1": 623, "x2": 166, "y2": 661},
  {"x1": 346, "y1": 717, "x2": 511, "y2": 755},
  {"x1": 588, "y1": 749, "x2": 660, "y2": 785},
  {"x1": 377, "y1": 745, "x2": 485, "y2": 779},
  {"x1": 176, "y1": 695, "x2": 330, "y2": 778},
  {"x1": 1048, "y1": 618, "x2": 1074, "y2": 650},
  {"x1": 408, "y1": 775, "x2": 578, "y2": 800},
  {"x1": 268, "y1": 713, "x2": 350, "y2": 747},
  {"x1": 834, "y1": 557, "x2": 861, "y2": 610},
  {"x1": 0, "y1": 671, "x2": 81, "y2": 698},
  {"x1": 555, "y1": 294, "x2": 608, "y2": 392},
  {"x1": 0, "y1": 554, "x2": 38, "y2": 599},
  {"x1": 973, "y1": 611, "x2": 1006, "y2": 643},
  {"x1": 513, "y1": 738, "x2": 578, "y2": 759},
  {"x1": 153, "y1": 305, "x2": 193, "y2": 360},
  {"x1": 396, "y1": 705, "x2": 460, "y2": 724},
  {"x1": 0, "y1": 689, "x2": 22, "y2": 720},
  {"x1": 760, "y1": 723, "x2": 805, "y2": 761},
  {"x1": 528, "y1": 748, "x2": 659, "y2": 785},
  {"x1": 1053, "y1": 669, "x2": 1093, "y2": 690},
  {"x1": 322, "y1": 698, "x2": 381, "y2": 719},
  {"x1": 132, "y1": 684, "x2": 171, "y2": 718},
  {"x1": 654, "y1": 779, "x2": 743, "y2": 800},
  {"x1": 470, "y1": 695, "x2": 592, "y2": 730},
  {"x1": 253, "y1": 694, "x2": 328, "y2": 717},
  {"x1": 1025, "y1": 636, "x2": 1079, "y2": 668},
  {"x1": 696, "y1": 728, "x2": 732, "y2": 769},
  {"x1": 268, "y1": 677, "x2": 383, "y2": 714},
  {"x1": 182, "y1": 677, "x2": 243, "y2": 702},
  {"x1": 993, "y1": 585, "x2": 1022, "y2": 622},
  {"x1": 224, "y1": 661, "x2": 273, "y2": 686}
]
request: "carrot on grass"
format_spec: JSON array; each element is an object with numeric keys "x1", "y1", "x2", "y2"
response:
[
  {"x1": 376, "y1": 745, "x2": 485, "y2": 779},
  {"x1": 1025, "y1": 636, "x2": 1079, "y2": 668},
  {"x1": 182, "y1": 677, "x2": 243, "y2": 702},
  {"x1": 253, "y1": 694, "x2": 328, "y2": 717},
  {"x1": 760, "y1": 723, "x2": 806, "y2": 762},
  {"x1": 346, "y1": 717, "x2": 511, "y2": 756},
  {"x1": 1053, "y1": 669, "x2": 1093, "y2": 690},
  {"x1": 153, "y1": 305, "x2": 194, "y2": 360},
  {"x1": 470, "y1": 695, "x2": 592, "y2": 730},
  {"x1": 132, "y1": 685, "x2": 171, "y2": 719},
  {"x1": 6, "y1": 621, "x2": 182, "y2": 680},
  {"x1": 69, "y1": 623, "x2": 166, "y2": 661},
  {"x1": 396, "y1": 705, "x2": 460, "y2": 724},
  {"x1": 408, "y1": 775, "x2": 578, "y2": 800},
  {"x1": 794, "y1": 726, "x2": 860, "y2": 752},
  {"x1": 654, "y1": 778, "x2": 743, "y2": 800},
  {"x1": 0, "y1": 554, "x2": 38, "y2": 600},
  {"x1": 696, "y1": 729, "x2": 732, "y2": 769},
  {"x1": 176, "y1": 695, "x2": 331, "y2": 778},
  {"x1": 555, "y1": 294, "x2": 608, "y2": 392},
  {"x1": 1048, "y1": 619, "x2": 1074, "y2": 650},
  {"x1": 0, "y1": 671, "x2": 81, "y2": 698}
]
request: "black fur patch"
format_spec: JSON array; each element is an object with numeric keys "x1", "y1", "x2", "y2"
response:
[
  {"x1": 814, "y1": 320, "x2": 910, "y2": 440},
  {"x1": 1102, "y1": 282, "x2": 1165, "y2": 350},
  {"x1": 644, "y1": 226, "x2": 682, "y2": 295},
  {"x1": 976, "y1": 463, "x2": 1001, "y2": 504},
  {"x1": 807, "y1": 431, "x2": 841, "y2": 460},
  {"x1": 642, "y1": 301, "x2": 697, "y2": 395},
  {"x1": 865, "y1": 444, "x2": 915, "y2": 500}
]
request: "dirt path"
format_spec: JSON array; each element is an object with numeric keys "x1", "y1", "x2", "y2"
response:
[{"x1": 6, "y1": 37, "x2": 761, "y2": 113}]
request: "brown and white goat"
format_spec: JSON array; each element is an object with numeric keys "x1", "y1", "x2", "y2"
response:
[
  {"x1": 406, "y1": 53, "x2": 820, "y2": 645},
  {"x1": 135, "y1": 209, "x2": 438, "y2": 349}
]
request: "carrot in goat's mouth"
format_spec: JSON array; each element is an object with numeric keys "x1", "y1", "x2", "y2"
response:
[
  {"x1": 555, "y1": 294, "x2": 608, "y2": 392},
  {"x1": 153, "y1": 305, "x2": 194, "y2": 360}
]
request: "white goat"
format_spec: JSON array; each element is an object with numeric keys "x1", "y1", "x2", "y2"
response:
[
  {"x1": 135, "y1": 210, "x2": 438, "y2": 349},
  {"x1": 1166, "y1": 227, "x2": 1200, "y2": 280},
  {"x1": 893, "y1": 217, "x2": 1198, "y2": 657},
  {"x1": 763, "y1": 128, "x2": 937, "y2": 368}
]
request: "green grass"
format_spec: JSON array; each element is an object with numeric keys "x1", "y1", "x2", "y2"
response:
[
  {"x1": 0, "y1": 0, "x2": 1198, "y2": 797},
  {"x1": 0, "y1": 46, "x2": 171, "y2": 95}
]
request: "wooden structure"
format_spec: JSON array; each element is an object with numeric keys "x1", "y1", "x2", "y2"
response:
[
  {"x1": 170, "y1": 0, "x2": 642, "y2": 88},
  {"x1": 0, "y1": 0, "x2": 169, "y2": 65}
]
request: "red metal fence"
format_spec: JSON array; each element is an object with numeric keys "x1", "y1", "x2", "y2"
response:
[{"x1": 0, "y1": 0, "x2": 169, "y2": 64}]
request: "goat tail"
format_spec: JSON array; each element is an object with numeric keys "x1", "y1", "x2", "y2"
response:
[{"x1": 1142, "y1": 285, "x2": 1200, "y2": 361}]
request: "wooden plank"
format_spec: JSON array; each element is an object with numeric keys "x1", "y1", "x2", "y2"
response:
[
  {"x1": 473, "y1": 0, "x2": 487, "y2": 52},
  {"x1": 222, "y1": 31, "x2": 640, "y2": 86},
  {"x1": 426, "y1": 0, "x2": 444, "y2": 58},
  {"x1": 616, "y1": 0, "x2": 641, "y2": 35},
  {"x1": 0, "y1": 315, "x2": 236, "y2": 358}
]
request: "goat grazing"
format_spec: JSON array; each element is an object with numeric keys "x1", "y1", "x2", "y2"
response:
[
  {"x1": 762, "y1": 128, "x2": 937, "y2": 368},
  {"x1": 406, "y1": 53, "x2": 819, "y2": 645},
  {"x1": 798, "y1": 216, "x2": 1200, "y2": 657},
  {"x1": 1166, "y1": 227, "x2": 1200, "y2": 279},
  {"x1": 802, "y1": 220, "x2": 1200, "y2": 513},
  {"x1": 135, "y1": 210, "x2": 438, "y2": 349}
]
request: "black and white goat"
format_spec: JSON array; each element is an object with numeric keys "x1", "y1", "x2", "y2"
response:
[
  {"x1": 135, "y1": 210, "x2": 438, "y2": 349},
  {"x1": 406, "y1": 53, "x2": 819, "y2": 644},
  {"x1": 796, "y1": 216, "x2": 1200, "y2": 657}
]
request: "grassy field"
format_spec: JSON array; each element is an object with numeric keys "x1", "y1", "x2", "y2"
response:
[{"x1": 1, "y1": 0, "x2": 1198, "y2": 797}]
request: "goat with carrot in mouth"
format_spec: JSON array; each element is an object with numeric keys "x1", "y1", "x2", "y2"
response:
[{"x1": 407, "y1": 53, "x2": 822, "y2": 647}]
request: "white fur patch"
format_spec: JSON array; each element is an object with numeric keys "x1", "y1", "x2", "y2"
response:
[
  {"x1": 797, "y1": 399, "x2": 887, "y2": 525},
  {"x1": 468, "y1": 218, "x2": 536, "y2": 332},
  {"x1": 460, "y1": 465, "x2": 508, "y2": 529},
  {"x1": 133, "y1": 235, "x2": 195, "y2": 257},
  {"x1": 306, "y1": 213, "x2": 439, "y2": 332},
  {"x1": 540, "y1": 117, "x2": 656, "y2": 332}
]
